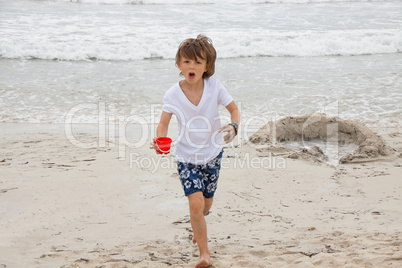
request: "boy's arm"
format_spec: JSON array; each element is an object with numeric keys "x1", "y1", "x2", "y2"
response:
[
  {"x1": 226, "y1": 101, "x2": 240, "y2": 125},
  {"x1": 156, "y1": 111, "x2": 173, "y2": 137},
  {"x1": 219, "y1": 101, "x2": 240, "y2": 143},
  {"x1": 151, "y1": 111, "x2": 172, "y2": 150}
]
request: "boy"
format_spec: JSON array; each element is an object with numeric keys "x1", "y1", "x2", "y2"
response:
[{"x1": 152, "y1": 34, "x2": 240, "y2": 268}]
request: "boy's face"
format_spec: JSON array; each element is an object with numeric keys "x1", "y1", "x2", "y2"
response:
[{"x1": 177, "y1": 56, "x2": 208, "y2": 84}]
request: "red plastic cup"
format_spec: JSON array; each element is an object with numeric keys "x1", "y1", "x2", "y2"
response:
[{"x1": 155, "y1": 137, "x2": 172, "y2": 155}]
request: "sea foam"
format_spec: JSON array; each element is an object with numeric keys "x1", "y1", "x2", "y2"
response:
[
  {"x1": 1, "y1": 0, "x2": 401, "y2": 61},
  {"x1": 1, "y1": 29, "x2": 401, "y2": 61}
]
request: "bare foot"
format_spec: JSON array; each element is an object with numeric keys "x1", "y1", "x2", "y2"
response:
[{"x1": 195, "y1": 258, "x2": 212, "y2": 268}]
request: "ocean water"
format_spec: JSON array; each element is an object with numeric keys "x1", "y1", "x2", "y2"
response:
[{"x1": 0, "y1": 0, "x2": 401, "y2": 130}]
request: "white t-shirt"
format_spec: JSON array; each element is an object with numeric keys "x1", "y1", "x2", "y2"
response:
[{"x1": 162, "y1": 77, "x2": 233, "y2": 165}]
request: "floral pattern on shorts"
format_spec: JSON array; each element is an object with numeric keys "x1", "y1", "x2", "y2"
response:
[{"x1": 177, "y1": 150, "x2": 223, "y2": 198}]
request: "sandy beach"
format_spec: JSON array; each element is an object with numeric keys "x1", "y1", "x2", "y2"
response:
[
  {"x1": 0, "y1": 122, "x2": 401, "y2": 268},
  {"x1": 1, "y1": 0, "x2": 401, "y2": 267}
]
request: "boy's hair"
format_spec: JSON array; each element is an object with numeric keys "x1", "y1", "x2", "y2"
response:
[{"x1": 175, "y1": 34, "x2": 217, "y2": 78}]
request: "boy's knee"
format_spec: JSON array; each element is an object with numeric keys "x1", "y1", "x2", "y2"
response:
[{"x1": 188, "y1": 192, "x2": 205, "y2": 215}]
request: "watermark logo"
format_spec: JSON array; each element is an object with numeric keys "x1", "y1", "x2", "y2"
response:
[
  {"x1": 64, "y1": 99, "x2": 342, "y2": 170},
  {"x1": 64, "y1": 102, "x2": 151, "y2": 159},
  {"x1": 64, "y1": 101, "x2": 272, "y2": 159},
  {"x1": 129, "y1": 152, "x2": 286, "y2": 173}
]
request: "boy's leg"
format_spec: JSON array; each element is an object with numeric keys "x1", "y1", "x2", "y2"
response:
[
  {"x1": 203, "y1": 197, "x2": 213, "y2": 216},
  {"x1": 201, "y1": 150, "x2": 222, "y2": 217},
  {"x1": 187, "y1": 192, "x2": 211, "y2": 265}
]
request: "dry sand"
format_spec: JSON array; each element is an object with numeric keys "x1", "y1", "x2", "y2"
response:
[{"x1": 0, "y1": 121, "x2": 401, "y2": 267}]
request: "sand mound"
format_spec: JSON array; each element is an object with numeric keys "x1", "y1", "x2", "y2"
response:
[{"x1": 249, "y1": 114, "x2": 394, "y2": 163}]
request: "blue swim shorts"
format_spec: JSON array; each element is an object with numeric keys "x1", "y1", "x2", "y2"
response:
[{"x1": 176, "y1": 150, "x2": 223, "y2": 198}]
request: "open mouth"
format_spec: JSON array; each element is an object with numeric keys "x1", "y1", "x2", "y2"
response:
[{"x1": 189, "y1": 72, "x2": 195, "y2": 79}]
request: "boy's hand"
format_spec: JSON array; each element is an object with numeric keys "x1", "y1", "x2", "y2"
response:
[
  {"x1": 219, "y1": 124, "x2": 236, "y2": 143},
  {"x1": 150, "y1": 137, "x2": 158, "y2": 152}
]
